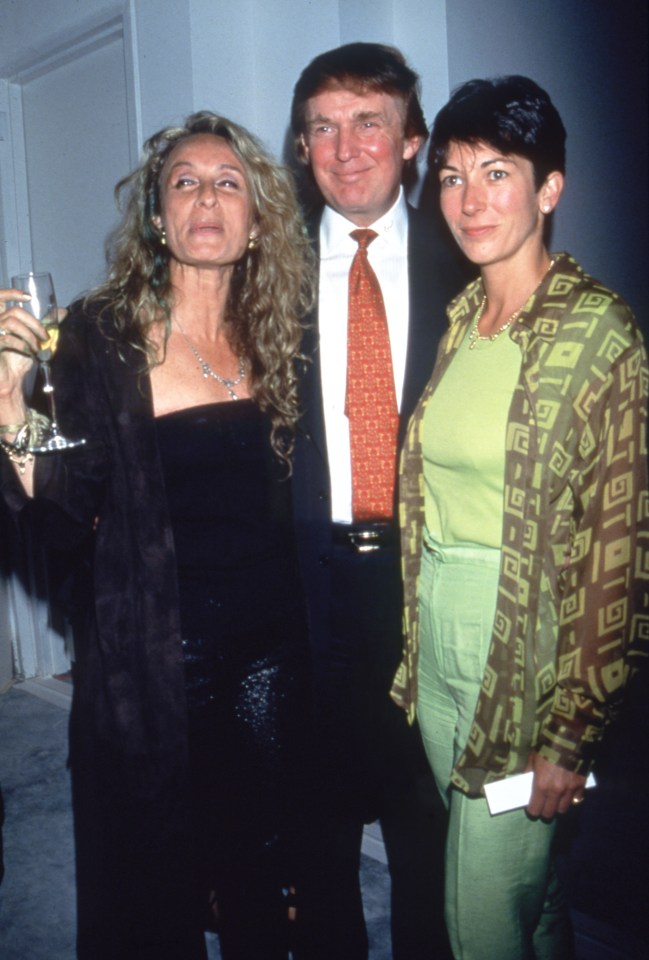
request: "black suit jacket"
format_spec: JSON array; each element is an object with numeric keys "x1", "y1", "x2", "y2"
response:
[{"x1": 292, "y1": 203, "x2": 467, "y2": 677}]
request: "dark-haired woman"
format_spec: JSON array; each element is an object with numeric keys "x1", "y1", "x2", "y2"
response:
[
  {"x1": 391, "y1": 76, "x2": 648, "y2": 958},
  {"x1": 0, "y1": 112, "x2": 314, "y2": 960}
]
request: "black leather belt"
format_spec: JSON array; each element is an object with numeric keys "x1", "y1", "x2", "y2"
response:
[{"x1": 331, "y1": 521, "x2": 397, "y2": 553}]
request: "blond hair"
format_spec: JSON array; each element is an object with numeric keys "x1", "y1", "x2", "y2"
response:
[{"x1": 89, "y1": 111, "x2": 314, "y2": 460}]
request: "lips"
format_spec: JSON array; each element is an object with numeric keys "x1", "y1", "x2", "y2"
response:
[
  {"x1": 190, "y1": 222, "x2": 223, "y2": 234},
  {"x1": 461, "y1": 225, "x2": 497, "y2": 239},
  {"x1": 331, "y1": 166, "x2": 373, "y2": 181}
]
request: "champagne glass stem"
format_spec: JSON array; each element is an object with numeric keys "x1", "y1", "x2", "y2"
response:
[
  {"x1": 10, "y1": 270, "x2": 85, "y2": 452},
  {"x1": 39, "y1": 359, "x2": 61, "y2": 437}
]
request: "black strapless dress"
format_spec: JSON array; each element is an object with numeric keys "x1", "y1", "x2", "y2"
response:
[{"x1": 155, "y1": 400, "x2": 311, "y2": 959}]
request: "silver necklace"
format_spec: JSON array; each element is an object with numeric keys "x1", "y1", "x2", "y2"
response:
[
  {"x1": 468, "y1": 257, "x2": 556, "y2": 351},
  {"x1": 175, "y1": 320, "x2": 245, "y2": 400}
]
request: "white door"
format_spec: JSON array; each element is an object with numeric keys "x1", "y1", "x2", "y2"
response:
[{"x1": 0, "y1": 19, "x2": 135, "y2": 679}]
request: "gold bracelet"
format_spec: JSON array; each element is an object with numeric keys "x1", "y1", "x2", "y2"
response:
[
  {"x1": 0, "y1": 408, "x2": 51, "y2": 474},
  {"x1": 0, "y1": 421, "x2": 27, "y2": 435},
  {"x1": 0, "y1": 436, "x2": 34, "y2": 475}
]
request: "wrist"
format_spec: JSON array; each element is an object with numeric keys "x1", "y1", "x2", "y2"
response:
[
  {"x1": 1, "y1": 415, "x2": 28, "y2": 440},
  {"x1": 0, "y1": 408, "x2": 50, "y2": 475},
  {"x1": 0, "y1": 396, "x2": 28, "y2": 436}
]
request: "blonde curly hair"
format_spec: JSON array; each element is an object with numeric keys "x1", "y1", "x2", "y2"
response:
[{"x1": 89, "y1": 111, "x2": 315, "y2": 460}]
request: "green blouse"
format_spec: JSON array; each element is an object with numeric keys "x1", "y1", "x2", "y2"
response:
[
  {"x1": 422, "y1": 319, "x2": 521, "y2": 549},
  {"x1": 392, "y1": 253, "x2": 649, "y2": 795}
]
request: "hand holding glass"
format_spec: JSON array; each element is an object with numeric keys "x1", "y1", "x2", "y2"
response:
[{"x1": 11, "y1": 271, "x2": 85, "y2": 451}]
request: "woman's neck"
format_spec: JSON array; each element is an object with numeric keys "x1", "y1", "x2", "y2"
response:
[
  {"x1": 168, "y1": 262, "x2": 233, "y2": 341},
  {"x1": 480, "y1": 248, "x2": 552, "y2": 332}
]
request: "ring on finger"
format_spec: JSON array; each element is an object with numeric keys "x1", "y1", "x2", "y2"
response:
[
  {"x1": 0, "y1": 328, "x2": 9, "y2": 337},
  {"x1": 571, "y1": 796, "x2": 584, "y2": 805}
]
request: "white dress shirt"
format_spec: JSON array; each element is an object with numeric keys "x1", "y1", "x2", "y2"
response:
[{"x1": 318, "y1": 189, "x2": 410, "y2": 522}]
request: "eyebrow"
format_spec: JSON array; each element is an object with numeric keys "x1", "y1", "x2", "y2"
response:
[
  {"x1": 166, "y1": 160, "x2": 244, "y2": 175},
  {"x1": 440, "y1": 156, "x2": 516, "y2": 172},
  {"x1": 481, "y1": 156, "x2": 515, "y2": 168},
  {"x1": 306, "y1": 110, "x2": 385, "y2": 126}
]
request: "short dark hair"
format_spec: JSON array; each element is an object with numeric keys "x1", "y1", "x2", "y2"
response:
[
  {"x1": 291, "y1": 42, "x2": 428, "y2": 158},
  {"x1": 430, "y1": 75, "x2": 566, "y2": 189}
]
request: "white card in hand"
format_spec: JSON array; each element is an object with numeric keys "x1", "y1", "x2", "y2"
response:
[{"x1": 484, "y1": 771, "x2": 596, "y2": 815}]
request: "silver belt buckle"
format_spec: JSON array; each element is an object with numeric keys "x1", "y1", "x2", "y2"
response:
[{"x1": 349, "y1": 529, "x2": 381, "y2": 553}]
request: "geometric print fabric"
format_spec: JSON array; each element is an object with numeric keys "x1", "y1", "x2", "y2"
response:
[
  {"x1": 345, "y1": 228, "x2": 399, "y2": 521},
  {"x1": 392, "y1": 253, "x2": 649, "y2": 795}
]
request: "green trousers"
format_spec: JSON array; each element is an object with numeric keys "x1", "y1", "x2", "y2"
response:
[{"x1": 416, "y1": 534, "x2": 573, "y2": 960}]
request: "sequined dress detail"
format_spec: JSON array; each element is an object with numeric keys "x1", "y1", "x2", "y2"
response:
[{"x1": 155, "y1": 400, "x2": 310, "y2": 948}]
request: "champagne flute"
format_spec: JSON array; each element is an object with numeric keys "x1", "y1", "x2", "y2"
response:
[{"x1": 11, "y1": 271, "x2": 85, "y2": 452}]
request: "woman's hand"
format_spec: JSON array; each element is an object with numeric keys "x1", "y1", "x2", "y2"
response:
[
  {"x1": 525, "y1": 752, "x2": 587, "y2": 819},
  {"x1": 0, "y1": 288, "x2": 46, "y2": 417}
]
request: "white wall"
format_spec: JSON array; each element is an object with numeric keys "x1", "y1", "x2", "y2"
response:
[
  {"x1": 130, "y1": 0, "x2": 194, "y2": 139},
  {"x1": 0, "y1": 3, "x2": 137, "y2": 302},
  {"x1": 21, "y1": 36, "x2": 132, "y2": 302},
  {"x1": 0, "y1": 0, "x2": 118, "y2": 74},
  {"x1": 188, "y1": 0, "x2": 450, "y2": 180}
]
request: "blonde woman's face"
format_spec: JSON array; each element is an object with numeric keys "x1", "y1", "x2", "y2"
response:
[{"x1": 155, "y1": 134, "x2": 257, "y2": 272}]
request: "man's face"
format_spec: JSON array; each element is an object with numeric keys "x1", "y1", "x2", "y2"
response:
[{"x1": 301, "y1": 86, "x2": 422, "y2": 226}]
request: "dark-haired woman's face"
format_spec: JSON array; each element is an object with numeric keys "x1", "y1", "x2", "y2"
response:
[
  {"x1": 154, "y1": 133, "x2": 257, "y2": 275},
  {"x1": 438, "y1": 140, "x2": 550, "y2": 268}
]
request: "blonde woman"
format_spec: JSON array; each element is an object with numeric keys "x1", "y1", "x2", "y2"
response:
[{"x1": 0, "y1": 112, "x2": 314, "y2": 960}]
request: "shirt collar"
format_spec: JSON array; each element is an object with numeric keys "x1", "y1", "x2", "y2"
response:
[{"x1": 320, "y1": 187, "x2": 408, "y2": 257}]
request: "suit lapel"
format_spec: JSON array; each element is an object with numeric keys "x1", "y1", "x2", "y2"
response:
[
  {"x1": 401, "y1": 206, "x2": 443, "y2": 437},
  {"x1": 297, "y1": 221, "x2": 329, "y2": 463}
]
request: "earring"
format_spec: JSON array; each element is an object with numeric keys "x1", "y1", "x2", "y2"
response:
[
  {"x1": 248, "y1": 234, "x2": 259, "y2": 250},
  {"x1": 542, "y1": 204, "x2": 551, "y2": 213},
  {"x1": 152, "y1": 219, "x2": 167, "y2": 245}
]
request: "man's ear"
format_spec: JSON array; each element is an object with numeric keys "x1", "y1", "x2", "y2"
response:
[
  {"x1": 297, "y1": 133, "x2": 310, "y2": 166},
  {"x1": 403, "y1": 135, "x2": 423, "y2": 162}
]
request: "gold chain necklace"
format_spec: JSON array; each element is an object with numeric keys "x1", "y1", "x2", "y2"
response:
[{"x1": 468, "y1": 257, "x2": 556, "y2": 351}]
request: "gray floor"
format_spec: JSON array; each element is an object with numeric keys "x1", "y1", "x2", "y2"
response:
[
  {"x1": 1, "y1": 682, "x2": 76, "y2": 959},
  {"x1": 0, "y1": 681, "x2": 392, "y2": 960},
  {"x1": 1, "y1": 680, "x2": 646, "y2": 960}
]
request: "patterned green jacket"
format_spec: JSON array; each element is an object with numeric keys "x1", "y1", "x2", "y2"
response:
[{"x1": 391, "y1": 253, "x2": 649, "y2": 796}]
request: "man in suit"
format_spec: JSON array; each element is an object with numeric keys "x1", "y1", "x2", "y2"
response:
[{"x1": 290, "y1": 44, "x2": 466, "y2": 959}]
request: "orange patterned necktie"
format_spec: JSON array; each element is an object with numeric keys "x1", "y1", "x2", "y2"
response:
[{"x1": 345, "y1": 228, "x2": 399, "y2": 521}]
